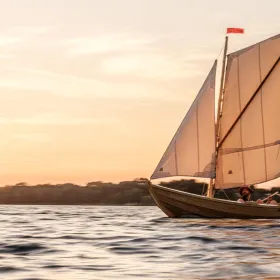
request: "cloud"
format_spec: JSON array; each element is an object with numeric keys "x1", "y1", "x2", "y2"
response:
[
  {"x1": 65, "y1": 33, "x2": 160, "y2": 57},
  {"x1": 0, "y1": 66, "x2": 174, "y2": 100},
  {"x1": 0, "y1": 140, "x2": 9, "y2": 146},
  {"x1": 0, "y1": 67, "x2": 112, "y2": 98},
  {"x1": 0, "y1": 25, "x2": 54, "y2": 60},
  {"x1": 0, "y1": 36, "x2": 21, "y2": 46},
  {"x1": 0, "y1": 113, "x2": 119, "y2": 126},
  {"x1": 0, "y1": 53, "x2": 12, "y2": 59},
  {"x1": 8, "y1": 25, "x2": 54, "y2": 35},
  {"x1": 101, "y1": 53, "x2": 206, "y2": 79},
  {"x1": 12, "y1": 133, "x2": 50, "y2": 143},
  {"x1": 0, "y1": 26, "x2": 53, "y2": 47}
]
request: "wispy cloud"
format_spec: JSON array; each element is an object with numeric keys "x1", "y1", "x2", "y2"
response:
[
  {"x1": 0, "y1": 35, "x2": 21, "y2": 46},
  {"x1": 0, "y1": 53, "x2": 12, "y2": 59},
  {"x1": 0, "y1": 25, "x2": 54, "y2": 61},
  {"x1": 0, "y1": 114, "x2": 119, "y2": 126},
  {"x1": 11, "y1": 132, "x2": 50, "y2": 143},
  {"x1": 0, "y1": 25, "x2": 53, "y2": 46},
  {"x1": 65, "y1": 33, "x2": 160, "y2": 57},
  {"x1": 8, "y1": 25, "x2": 54, "y2": 35},
  {"x1": 0, "y1": 139, "x2": 9, "y2": 146},
  {"x1": 0, "y1": 66, "x2": 174, "y2": 100},
  {"x1": 0, "y1": 67, "x2": 111, "y2": 98},
  {"x1": 101, "y1": 53, "x2": 206, "y2": 79}
]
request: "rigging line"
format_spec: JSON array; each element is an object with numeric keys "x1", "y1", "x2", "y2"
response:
[
  {"x1": 218, "y1": 56, "x2": 280, "y2": 150},
  {"x1": 216, "y1": 44, "x2": 224, "y2": 60},
  {"x1": 222, "y1": 189, "x2": 230, "y2": 200},
  {"x1": 221, "y1": 140, "x2": 280, "y2": 155},
  {"x1": 215, "y1": 180, "x2": 231, "y2": 200}
]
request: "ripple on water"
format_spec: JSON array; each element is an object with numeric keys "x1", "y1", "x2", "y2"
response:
[
  {"x1": 1, "y1": 243, "x2": 47, "y2": 255},
  {"x1": 0, "y1": 265, "x2": 24, "y2": 273},
  {"x1": 187, "y1": 236, "x2": 220, "y2": 243},
  {"x1": 0, "y1": 206, "x2": 280, "y2": 280}
]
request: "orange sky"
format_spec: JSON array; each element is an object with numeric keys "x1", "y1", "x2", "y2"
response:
[{"x1": 0, "y1": 0, "x2": 279, "y2": 185}]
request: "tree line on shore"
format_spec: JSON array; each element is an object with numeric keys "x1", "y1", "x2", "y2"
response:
[{"x1": 0, "y1": 179, "x2": 278, "y2": 205}]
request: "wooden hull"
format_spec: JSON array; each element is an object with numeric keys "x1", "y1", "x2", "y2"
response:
[{"x1": 149, "y1": 184, "x2": 280, "y2": 219}]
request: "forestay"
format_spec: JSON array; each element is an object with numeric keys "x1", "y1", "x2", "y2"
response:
[{"x1": 151, "y1": 61, "x2": 217, "y2": 180}]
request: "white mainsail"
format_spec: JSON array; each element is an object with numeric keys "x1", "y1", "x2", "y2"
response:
[
  {"x1": 151, "y1": 61, "x2": 217, "y2": 180},
  {"x1": 216, "y1": 34, "x2": 280, "y2": 189}
]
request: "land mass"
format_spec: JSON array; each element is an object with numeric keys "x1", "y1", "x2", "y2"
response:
[{"x1": 0, "y1": 179, "x2": 278, "y2": 205}]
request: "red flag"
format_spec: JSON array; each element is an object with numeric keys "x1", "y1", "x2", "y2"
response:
[{"x1": 226, "y1": 28, "x2": 244, "y2": 34}]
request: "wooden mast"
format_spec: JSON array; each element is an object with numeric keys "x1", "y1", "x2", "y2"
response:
[{"x1": 207, "y1": 35, "x2": 228, "y2": 198}]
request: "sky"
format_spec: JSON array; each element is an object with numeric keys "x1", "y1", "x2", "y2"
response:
[{"x1": 0, "y1": 0, "x2": 279, "y2": 185}]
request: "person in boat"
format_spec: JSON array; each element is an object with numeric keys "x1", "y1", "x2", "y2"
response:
[
  {"x1": 237, "y1": 185, "x2": 254, "y2": 203},
  {"x1": 238, "y1": 185, "x2": 278, "y2": 204}
]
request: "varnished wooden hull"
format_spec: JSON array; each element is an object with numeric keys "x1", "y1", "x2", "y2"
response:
[{"x1": 149, "y1": 184, "x2": 280, "y2": 219}]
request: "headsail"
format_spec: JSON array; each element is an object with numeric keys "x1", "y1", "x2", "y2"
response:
[
  {"x1": 216, "y1": 34, "x2": 280, "y2": 189},
  {"x1": 151, "y1": 61, "x2": 217, "y2": 180}
]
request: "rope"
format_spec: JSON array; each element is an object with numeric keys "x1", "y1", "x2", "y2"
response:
[
  {"x1": 215, "y1": 180, "x2": 231, "y2": 200},
  {"x1": 217, "y1": 44, "x2": 224, "y2": 60}
]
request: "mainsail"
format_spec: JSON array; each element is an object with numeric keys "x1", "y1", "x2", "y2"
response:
[
  {"x1": 151, "y1": 61, "x2": 217, "y2": 180},
  {"x1": 216, "y1": 34, "x2": 280, "y2": 189}
]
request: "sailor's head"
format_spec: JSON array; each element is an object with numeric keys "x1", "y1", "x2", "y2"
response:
[{"x1": 239, "y1": 185, "x2": 254, "y2": 196}]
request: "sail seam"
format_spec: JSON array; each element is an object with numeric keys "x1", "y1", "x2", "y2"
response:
[
  {"x1": 258, "y1": 44, "x2": 268, "y2": 181},
  {"x1": 196, "y1": 101, "x2": 200, "y2": 174},
  {"x1": 220, "y1": 141, "x2": 280, "y2": 155},
  {"x1": 174, "y1": 140, "x2": 178, "y2": 175},
  {"x1": 218, "y1": 56, "x2": 280, "y2": 150},
  {"x1": 237, "y1": 56, "x2": 246, "y2": 184}
]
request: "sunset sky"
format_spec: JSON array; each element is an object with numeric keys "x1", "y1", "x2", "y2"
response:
[{"x1": 0, "y1": 0, "x2": 279, "y2": 185}]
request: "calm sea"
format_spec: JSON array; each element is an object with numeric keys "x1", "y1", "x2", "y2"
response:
[{"x1": 0, "y1": 205, "x2": 280, "y2": 280}]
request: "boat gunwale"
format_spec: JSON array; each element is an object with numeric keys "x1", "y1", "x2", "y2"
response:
[{"x1": 150, "y1": 184, "x2": 280, "y2": 209}]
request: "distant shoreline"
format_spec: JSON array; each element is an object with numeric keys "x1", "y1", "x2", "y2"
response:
[
  {"x1": 0, "y1": 180, "x2": 156, "y2": 205},
  {"x1": 0, "y1": 179, "x2": 278, "y2": 205}
]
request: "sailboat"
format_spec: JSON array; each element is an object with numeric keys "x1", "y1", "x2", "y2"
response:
[{"x1": 148, "y1": 31, "x2": 280, "y2": 218}]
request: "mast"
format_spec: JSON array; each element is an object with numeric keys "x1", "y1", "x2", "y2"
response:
[{"x1": 207, "y1": 36, "x2": 228, "y2": 198}]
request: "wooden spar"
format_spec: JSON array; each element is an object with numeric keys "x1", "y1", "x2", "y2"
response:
[
  {"x1": 216, "y1": 36, "x2": 229, "y2": 143},
  {"x1": 262, "y1": 191, "x2": 279, "y2": 203},
  {"x1": 207, "y1": 178, "x2": 214, "y2": 198},
  {"x1": 207, "y1": 36, "x2": 228, "y2": 198}
]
